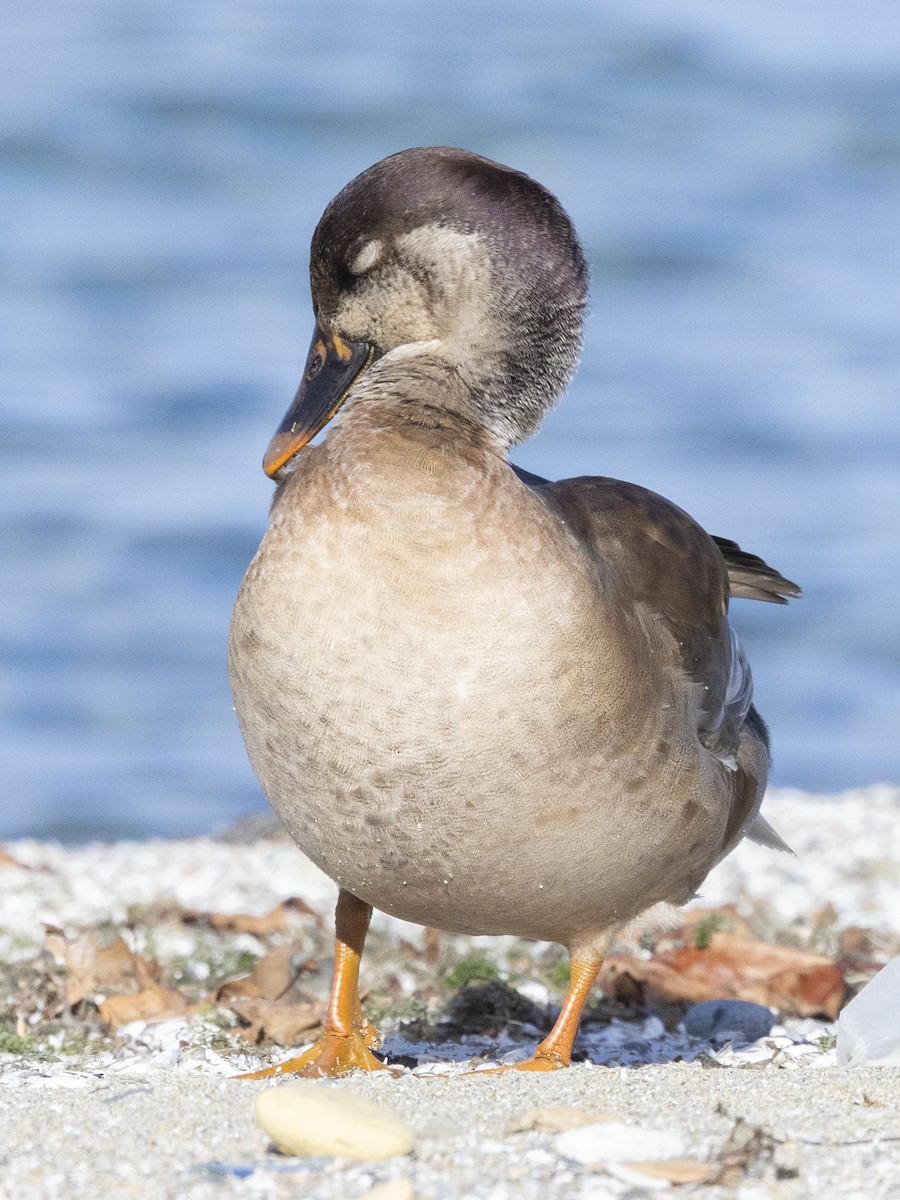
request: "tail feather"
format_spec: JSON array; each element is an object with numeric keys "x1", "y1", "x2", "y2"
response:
[
  {"x1": 713, "y1": 536, "x2": 801, "y2": 605},
  {"x1": 745, "y1": 813, "x2": 794, "y2": 855}
]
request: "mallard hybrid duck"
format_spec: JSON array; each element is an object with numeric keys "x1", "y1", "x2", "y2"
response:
[{"x1": 229, "y1": 147, "x2": 799, "y2": 1077}]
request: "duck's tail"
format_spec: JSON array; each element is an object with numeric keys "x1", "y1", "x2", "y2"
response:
[{"x1": 713, "y1": 536, "x2": 801, "y2": 605}]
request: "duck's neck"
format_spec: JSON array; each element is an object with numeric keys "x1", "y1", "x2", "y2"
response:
[
  {"x1": 330, "y1": 348, "x2": 507, "y2": 461},
  {"x1": 272, "y1": 356, "x2": 512, "y2": 534}
]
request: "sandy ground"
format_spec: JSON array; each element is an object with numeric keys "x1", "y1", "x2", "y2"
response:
[
  {"x1": 5, "y1": 1063, "x2": 900, "y2": 1199},
  {"x1": 2, "y1": 785, "x2": 900, "y2": 1198}
]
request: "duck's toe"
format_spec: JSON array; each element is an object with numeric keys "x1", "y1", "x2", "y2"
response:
[
  {"x1": 236, "y1": 1031, "x2": 399, "y2": 1080},
  {"x1": 478, "y1": 1047, "x2": 572, "y2": 1074}
]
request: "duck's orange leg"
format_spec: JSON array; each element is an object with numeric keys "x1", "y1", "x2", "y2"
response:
[
  {"x1": 237, "y1": 889, "x2": 394, "y2": 1079},
  {"x1": 484, "y1": 953, "x2": 602, "y2": 1073}
]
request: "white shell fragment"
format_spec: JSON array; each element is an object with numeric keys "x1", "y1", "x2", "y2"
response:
[
  {"x1": 255, "y1": 1081, "x2": 415, "y2": 1160},
  {"x1": 556, "y1": 1121, "x2": 686, "y2": 1165}
]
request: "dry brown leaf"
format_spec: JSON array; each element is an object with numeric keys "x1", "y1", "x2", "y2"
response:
[
  {"x1": 217, "y1": 976, "x2": 262, "y2": 1002},
  {"x1": 181, "y1": 897, "x2": 318, "y2": 936},
  {"x1": 604, "y1": 930, "x2": 845, "y2": 1018},
  {"x1": 206, "y1": 905, "x2": 290, "y2": 936},
  {"x1": 838, "y1": 926, "x2": 878, "y2": 957},
  {"x1": 99, "y1": 982, "x2": 188, "y2": 1029},
  {"x1": 132, "y1": 953, "x2": 164, "y2": 990},
  {"x1": 247, "y1": 945, "x2": 295, "y2": 999},
  {"x1": 622, "y1": 1158, "x2": 714, "y2": 1184},
  {"x1": 43, "y1": 928, "x2": 140, "y2": 1006},
  {"x1": 505, "y1": 1107, "x2": 612, "y2": 1135},
  {"x1": 42, "y1": 925, "x2": 185, "y2": 1024},
  {"x1": 217, "y1": 945, "x2": 295, "y2": 1003},
  {"x1": 227, "y1": 996, "x2": 322, "y2": 1045}
]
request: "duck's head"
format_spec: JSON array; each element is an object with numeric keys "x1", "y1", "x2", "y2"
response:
[{"x1": 264, "y1": 147, "x2": 588, "y2": 476}]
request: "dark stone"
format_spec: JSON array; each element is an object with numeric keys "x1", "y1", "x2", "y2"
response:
[{"x1": 684, "y1": 999, "x2": 775, "y2": 1045}]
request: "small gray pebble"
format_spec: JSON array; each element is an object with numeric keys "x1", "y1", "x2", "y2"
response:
[{"x1": 684, "y1": 999, "x2": 775, "y2": 1044}]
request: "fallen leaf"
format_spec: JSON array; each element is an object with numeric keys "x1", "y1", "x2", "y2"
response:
[
  {"x1": 216, "y1": 976, "x2": 261, "y2": 1002},
  {"x1": 217, "y1": 945, "x2": 295, "y2": 1003},
  {"x1": 604, "y1": 930, "x2": 845, "y2": 1018},
  {"x1": 506, "y1": 1107, "x2": 612, "y2": 1135},
  {"x1": 621, "y1": 1158, "x2": 714, "y2": 1184},
  {"x1": 99, "y1": 982, "x2": 188, "y2": 1029},
  {"x1": 43, "y1": 928, "x2": 141, "y2": 1006},
  {"x1": 207, "y1": 905, "x2": 289, "y2": 936},
  {"x1": 132, "y1": 953, "x2": 163, "y2": 990},
  {"x1": 42, "y1": 925, "x2": 187, "y2": 1025},
  {"x1": 227, "y1": 996, "x2": 322, "y2": 1045},
  {"x1": 181, "y1": 897, "x2": 318, "y2": 936},
  {"x1": 838, "y1": 926, "x2": 878, "y2": 957}
]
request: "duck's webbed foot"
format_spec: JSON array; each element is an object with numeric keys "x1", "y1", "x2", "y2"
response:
[
  {"x1": 477, "y1": 952, "x2": 603, "y2": 1075},
  {"x1": 490, "y1": 1047, "x2": 571, "y2": 1073},
  {"x1": 235, "y1": 889, "x2": 399, "y2": 1080},
  {"x1": 237, "y1": 1030, "x2": 392, "y2": 1080}
]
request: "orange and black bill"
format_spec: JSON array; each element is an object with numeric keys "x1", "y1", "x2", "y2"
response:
[{"x1": 263, "y1": 325, "x2": 377, "y2": 477}]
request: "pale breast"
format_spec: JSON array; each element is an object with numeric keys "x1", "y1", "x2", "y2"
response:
[{"x1": 229, "y1": 439, "x2": 731, "y2": 947}]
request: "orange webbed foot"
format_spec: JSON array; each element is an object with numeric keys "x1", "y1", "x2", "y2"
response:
[
  {"x1": 233, "y1": 891, "x2": 402, "y2": 1080},
  {"x1": 473, "y1": 951, "x2": 605, "y2": 1076},
  {"x1": 477, "y1": 1048, "x2": 571, "y2": 1074},
  {"x1": 236, "y1": 1030, "x2": 400, "y2": 1080}
]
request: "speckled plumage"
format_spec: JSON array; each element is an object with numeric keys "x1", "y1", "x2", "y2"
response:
[{"x1": 229, "y1": 147, "x2": 797, "y2": 965}]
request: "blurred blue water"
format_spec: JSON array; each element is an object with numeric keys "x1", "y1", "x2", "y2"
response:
[{"x1": 1, "y1": 0, "x2": 898, "y2": 840}]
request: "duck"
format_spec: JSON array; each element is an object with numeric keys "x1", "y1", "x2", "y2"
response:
[{"x1": 228, "y1": 146, "x2": 799, "y2": 1077}]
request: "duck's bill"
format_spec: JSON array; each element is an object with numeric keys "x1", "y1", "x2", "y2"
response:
[{"x1": 263, "y1": 325, "x2": 376, "y2": 477}]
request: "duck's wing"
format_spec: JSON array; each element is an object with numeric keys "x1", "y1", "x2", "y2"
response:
[
  {"x1": 511, "y1": 463, "x2": 793, "y2": 857},
  {"x1": 530, "y1": 472, "x2": 747, "y2": 759},
  {"x1": 511, "y1": 464, "x2": 800, "y2": 606}
]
